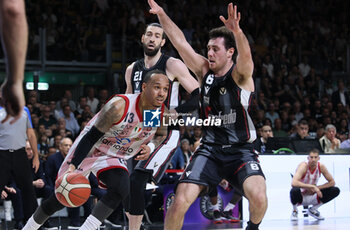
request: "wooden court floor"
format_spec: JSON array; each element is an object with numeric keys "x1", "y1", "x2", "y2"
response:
[
  {"x1": 181, "y1": 217, "x2": 350, "y2": 230},
  {"x1": 1, "y1": 217, "x2": 349, "y2": 229}
]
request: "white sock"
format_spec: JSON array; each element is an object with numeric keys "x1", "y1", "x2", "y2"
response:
[
  {"x1": 224, "y1": 203, "x2": 235, "y2": 212},
  {"x1": 22, "y1": 216, "x2": 41, "y2": 230},
  {"x1": 293, "y1": 204, "x2": 298, "y2": 212},
  {"x1": 79, "y1": 214, "x2": 102, "y2": 230},
  {"x1": 211, "y1": 203, "x2": 220, "y2": 211},
  {"x1": 302, "y1": 194, "x2": 318, "y2": 206}
]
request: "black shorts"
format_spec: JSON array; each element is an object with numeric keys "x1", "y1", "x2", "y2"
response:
[{"x1": 178, "y1": 143, "x2": 265, "y2": 196}]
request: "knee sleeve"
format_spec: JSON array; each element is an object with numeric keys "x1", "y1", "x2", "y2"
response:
[
  {"x1": 129, "y1": 170, "x2": 151, "y2": 215},
  {"x1": 290, "y1": 187, "x2": 302, "y2": 205},
  {"x1": 99, "y1": 168, "x2": 130, "y2": 210},
  {"x1": 320, "y1": 187, "x2": 340, "y2": 204}
]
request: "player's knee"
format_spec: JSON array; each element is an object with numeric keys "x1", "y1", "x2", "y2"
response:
[
  {"x1": 333, "y1": 186, "x2": 340, "y2": 197},
  {"x1": 108, "y1": 179, "x2": 130, "y2": 201},
  {"x1": 328, "y1": 186, "x2": 340, "y2": 201},
  {"x1": 290, "y1": 188, "x2": 302, "y2": 204},
  {"x1": 3, "y1": 0, "x2": 25, "y2": 18},
  {"x1": 130, "y1": 170, "x2": 149, "y2": 192}
]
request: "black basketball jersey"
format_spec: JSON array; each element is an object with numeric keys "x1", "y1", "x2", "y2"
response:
[
  {"x1": 130, "y1": 54, "x2": 179, "y2": 109},
  {"x1": 200, "y1": 65, "x2": 256, "y2": 145}
]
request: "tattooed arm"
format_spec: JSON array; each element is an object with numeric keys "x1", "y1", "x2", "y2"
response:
[{"x1": 68, "y1": 97, "x2": 126, "y2": 171}]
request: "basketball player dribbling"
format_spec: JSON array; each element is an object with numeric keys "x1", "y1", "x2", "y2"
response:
[
  {"x1": 147, "y1": 1, "x2": 267, "y2": 230},
  {"x1": 23, "y1": 70, "x2": 170, "y2": 230}
]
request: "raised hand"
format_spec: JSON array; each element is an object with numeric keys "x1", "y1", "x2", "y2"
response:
[
  {"x1": 148, "y1": 0, "x2": 163, "y2": 15},
  {"x1": 0, "y1": 81, "x2": 25, "y2": 124},
  {"x1": 219, "y1": 3, "x2": 242, "y2": 34}
]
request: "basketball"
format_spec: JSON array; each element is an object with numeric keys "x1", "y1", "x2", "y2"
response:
[{"x1": 55, "y1": 173, "x2": 91, "y2": 208}]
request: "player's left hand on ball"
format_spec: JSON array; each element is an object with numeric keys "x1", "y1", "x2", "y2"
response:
[
  {"x1": 136, "y1": 144, "x2": 151, "y2": 160},
  {"x1": 67, "y1": 164, "x2": 77, "y2": 173}
]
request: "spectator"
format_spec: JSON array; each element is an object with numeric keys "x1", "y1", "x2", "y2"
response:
[
  {"x1": 265, "y1": 102, "x2": 280, "y2": 127},
  {"x1": 254, "y1": 125, "x2": 273, "y2": 154},
  {"x1": 332, "y1": 79, "x2": 350, "y2": 107},
  {"x1": 61, "y1": 105, "x2": 80, "y2": 137},
  {"x1": 75, "y1": 96, "x2": 88, "y2": 117},
  {"x1": 56, "y1": 89, "x2": 76, "y2": 112},
  {"x1": 273, "y1": 118, "x2": 288, "y2": 137},
  {"x1": 319, "y1": 124, "x2": 340, "y2": 154},
  {"x1": 86, "y1": 87, "x2": 99, "y2": 114},
  {"x1": 39, "y1": 105, "x2": 57, "y2": 129},
  {"x1": 25, "y1": 141, "x2": 55, "y2": 228},
  {"x1": 340, "y1": 132, "x2": 350, "y2": 149},
  {"x1": 290, "y1": 119, "x2": 312, "y2": 140},
  {"x1": 170, "y1": 139, "x2": 192, "y2": 170}
]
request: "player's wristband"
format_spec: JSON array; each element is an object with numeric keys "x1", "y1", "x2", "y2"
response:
[{"x1": 147, "y1": 142, "x2": 155, "y2": 153}]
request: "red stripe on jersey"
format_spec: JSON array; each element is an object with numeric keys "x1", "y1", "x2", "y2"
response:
[{"x1": 135, "y1": 94, "x2": 143, "y2": 121}]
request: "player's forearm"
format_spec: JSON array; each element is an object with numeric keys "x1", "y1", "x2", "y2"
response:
[
  {"x1": 0, "y1": 0, "x2": 28, "y2": 82},
  {"x1": 175, "y1": 88, "x2": 200, "y2": 113},
  {"x1": 292, "y1": 180, "x2": 314, "y2": 189},
  {"x1": 234, "y1": 30, "x2": 254, "y2": 77},
  {"x1": 156, "y1": 9, "x2": 187, "y2": 51},
  {"x1": 318, "y1": 180, "x2": 335, "y2": 190},
  {"x1": 233, "y1": 30, "x2": 252, "y2": 61},
  {"x1": 70, "y1": 126, "x2": 104, "y2": 168}
]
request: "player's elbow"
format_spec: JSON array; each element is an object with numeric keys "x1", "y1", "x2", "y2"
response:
[
  {"x1": 329, "y1": 179, "x2": 335, "y2": 187},
  {"x1": 2, "y1": 0, "x2": 25, "y2": 19}
]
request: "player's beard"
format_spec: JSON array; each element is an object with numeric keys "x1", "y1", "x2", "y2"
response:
[{"x1": 143, "y1": 43, "x2": 161, "y2": 57}]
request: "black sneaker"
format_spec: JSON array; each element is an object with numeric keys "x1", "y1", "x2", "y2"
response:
[
  {"x1": 308, "y1": 207, "x2": 324, "y2": 220},
  {"x1": 222, "y1": 210, "x2": 239, "y2": 223},
  {"x1": 43, "y1": 220, "x2": 58, "y2": 230},
  {"x1": 212, "y1": 210, "x2": 223, "y2": 224},
  {"x1": 13, "y1": 220, "x2": 24, "y2": 230},
  {"x1": 104, "y1": 218, "x2": 122, "y2": 228}
]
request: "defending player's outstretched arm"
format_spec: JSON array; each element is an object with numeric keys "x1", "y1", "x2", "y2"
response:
[
  {"x1": 148, "y1": 0, "x2": 208, "y2": 79},
  {"x1": 68, "y1": 98, "x2": 126, "y2": 170}
]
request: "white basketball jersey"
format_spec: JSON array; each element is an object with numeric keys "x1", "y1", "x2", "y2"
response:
[
  {"x1": 300, "y1": 162, "x2": 321, "y2": 194},
  {"x1": 59, "y1": 94, "x2": 162, "y2": 174}
]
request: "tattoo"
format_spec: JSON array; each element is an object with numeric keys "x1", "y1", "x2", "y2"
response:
[{"x1": 95, "y1": 99, "x2": 124, "y2": 133}]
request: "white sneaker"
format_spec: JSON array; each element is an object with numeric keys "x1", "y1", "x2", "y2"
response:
[
  {"x1": 308, "y1": 207, "x2": 325, "y2": 220},
  {"x1": 291, "y1": 210, "x2": 298, "y2": 221}
]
